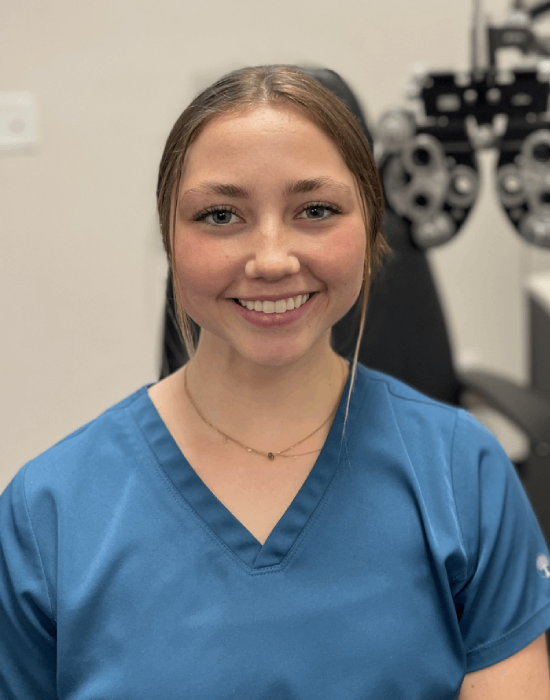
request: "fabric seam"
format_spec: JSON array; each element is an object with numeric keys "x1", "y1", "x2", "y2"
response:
[
  {"x1": 366, "y1": 373, "x2": 470, "y2": 587},
  {"x1": 448, "y1": 410, "x2": 470, "y2": 585},
  {"x1": 22, "y1": 465, "x2": 57, "y2": 629},
  {"x1": 466, "y1": 598, "x2": 550, "y2": 658}
]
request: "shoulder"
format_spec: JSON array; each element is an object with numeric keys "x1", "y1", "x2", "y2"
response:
[
  {"x1": 7, "y1": 386, "x2": 152, "y2": 503},
  {"x1": 348, "y1": 363, "x2": 507, "y2": 494},
  {"x1": 355, "y1": 362, "x2": 455, "y2": 409},
  {"x1": 353, "y1": 362, "x2": 490, "y2": 444}
]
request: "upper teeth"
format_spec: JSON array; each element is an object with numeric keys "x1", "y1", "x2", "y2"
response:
[{"x1": 238, "y1": 293, "x2": 311, "y2": 314}]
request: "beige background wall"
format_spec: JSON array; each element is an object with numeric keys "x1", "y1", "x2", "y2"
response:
[{"x1": 2, "y1": 0, "x2": 550, "y2": 492}]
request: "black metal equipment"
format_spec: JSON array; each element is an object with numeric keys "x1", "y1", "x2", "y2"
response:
[{"x1": 376, "y1": 0, "x2": 550, "y2": 250}]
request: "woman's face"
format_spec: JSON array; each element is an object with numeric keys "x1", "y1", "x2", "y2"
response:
[{"x1": 173, "y1": 104, "x2": 367, "y2": 367}]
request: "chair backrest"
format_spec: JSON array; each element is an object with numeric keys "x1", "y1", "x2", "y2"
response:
[{"x1": 159, "y1": 66, "x2": 462, "y2": 406}]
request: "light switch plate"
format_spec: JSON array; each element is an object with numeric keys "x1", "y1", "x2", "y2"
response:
[{"x1": 0, "y1": 92, "x2": 39, "y2": 152}]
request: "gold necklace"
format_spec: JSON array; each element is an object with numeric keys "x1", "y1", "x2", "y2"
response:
[{"x1": 183, "y1": 359, "x2": 347, "y2": 461}]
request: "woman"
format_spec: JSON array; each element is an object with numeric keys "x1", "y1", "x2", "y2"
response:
[{"x1": 1, "y1": 65, "x2": 550, "y2": 699}]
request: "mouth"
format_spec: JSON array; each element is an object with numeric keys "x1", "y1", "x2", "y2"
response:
[{"x1": 232, "y1": 292, "x2": 316, "y2": 315}]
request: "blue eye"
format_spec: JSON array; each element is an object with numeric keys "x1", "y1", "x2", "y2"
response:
[
  {"x1": 193, "y1": 202, "x2": 341, "y2": 225},
  {"x1": 297, "y1": 203, "x2": 341, "y2": 220},
  {"x1": 194, "y1": 206, "x2": 239, "y2": 225}
]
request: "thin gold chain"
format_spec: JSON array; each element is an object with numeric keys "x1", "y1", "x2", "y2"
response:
[{"x1": 183, "y1": 359, "x2": 347, "y2": 461}]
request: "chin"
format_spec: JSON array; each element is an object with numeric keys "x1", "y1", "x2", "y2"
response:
[
  {"x1": 247, "y1": 353, "x2": 304, "y2": 369},
  {"x1": 234, "y1": 333, "x2": 332, "y2": 369}
]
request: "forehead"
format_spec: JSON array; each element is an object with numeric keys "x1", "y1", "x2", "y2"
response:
[{"x1": 180, "y1": 104, "x2": 354, "y2": 185}]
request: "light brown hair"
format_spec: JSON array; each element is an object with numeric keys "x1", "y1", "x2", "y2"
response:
[{"x1": 157, "y1": 65, "x2": 389, "y2": 429}]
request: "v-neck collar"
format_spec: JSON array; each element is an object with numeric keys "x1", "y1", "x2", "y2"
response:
[{"x1": 130, "y1": 363, "x2": 367, "y2": 570}]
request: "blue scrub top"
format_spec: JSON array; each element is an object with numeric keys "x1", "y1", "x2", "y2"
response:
[{"x1": 1, "y1": 363, "x2": 550, "y2": 699}]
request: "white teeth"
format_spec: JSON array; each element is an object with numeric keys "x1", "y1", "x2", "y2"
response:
[{"x1": 238, "y1": 293, "x2": 312, "y2": 314}]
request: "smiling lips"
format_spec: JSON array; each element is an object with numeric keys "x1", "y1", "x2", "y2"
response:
[{"x1": 236, "y1": 293, "x2": 312, "y2": 314}]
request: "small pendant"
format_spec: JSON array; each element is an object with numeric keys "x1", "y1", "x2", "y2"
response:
[{"x1": 268, "y1": 452, "x2": 275, "y2": 461}]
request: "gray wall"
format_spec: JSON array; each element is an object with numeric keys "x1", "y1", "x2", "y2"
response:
[{"x1": 2, "y1": 0, "x2": 550, "y2": 491}]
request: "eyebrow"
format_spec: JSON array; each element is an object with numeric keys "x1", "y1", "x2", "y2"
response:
[{"x1": 179, "y1": 177, "x2": 353, "y2": 201}]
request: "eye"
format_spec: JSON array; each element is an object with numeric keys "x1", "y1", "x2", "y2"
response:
[
  {"x1": 193, "y1": 206, "x2": 240, "y2": 226},
  {"x1": 296, "y1": 202, "x2": 342, "y2": 221}
]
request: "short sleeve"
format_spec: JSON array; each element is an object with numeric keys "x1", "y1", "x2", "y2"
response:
[
  {"x1": 0, "y1": 467, "x2": 58, "y2": 699},
  {"x1": 450, "y1": 410, "x2": 550, "y2": 672}
]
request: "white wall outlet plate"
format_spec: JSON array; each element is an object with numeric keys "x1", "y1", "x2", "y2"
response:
[{"x1": 0, "y1": 92, "x2": 39, "y2": 152}]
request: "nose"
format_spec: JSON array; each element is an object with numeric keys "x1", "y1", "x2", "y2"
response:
[{"x1": 244, "y1": 219, "x2": 300, "y2": 280}]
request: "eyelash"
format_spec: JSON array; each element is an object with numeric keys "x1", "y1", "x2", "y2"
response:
[
  {"x1": 192, "y1": 202, "x2": 342, "y2": 225},
  {"x1": 193, "y1": 205, "x2": 238, "y2": 224},
  {"x1": 297, "y1": 202, "x2": 342, "y2": 220}
]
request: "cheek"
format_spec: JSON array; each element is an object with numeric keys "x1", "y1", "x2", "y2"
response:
[
  {"x1": 322, "y1": 223, "x2": 366, "y2": 300},
  {"x1": 173, "y1": 233, "x2": 234, "y2": 308}
]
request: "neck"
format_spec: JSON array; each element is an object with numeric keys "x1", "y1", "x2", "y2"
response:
[{"x1": 183, "y1": 331, "x2": 347, "y2": 450}]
